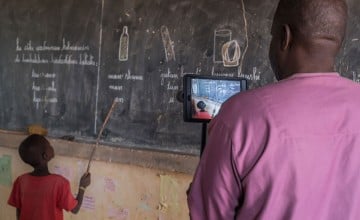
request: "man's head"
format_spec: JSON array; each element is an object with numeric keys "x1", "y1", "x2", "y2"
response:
[
  {"x1": 18, "y1": 134, "x2": 54, "y2": 167},
  {"x1": 269, "y1": 0, "x2": 348, "y2": 80}
]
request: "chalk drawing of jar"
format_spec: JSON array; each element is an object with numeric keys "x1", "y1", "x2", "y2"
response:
[{"x1": 222, "y1": 40, "x2": 241, "y2": 67}]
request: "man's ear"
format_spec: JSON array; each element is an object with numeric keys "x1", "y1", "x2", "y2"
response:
[{"x1": 281, "y1": 24, "x2": 292, "y2": 50}]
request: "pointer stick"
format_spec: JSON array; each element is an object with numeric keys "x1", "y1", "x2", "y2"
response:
[{"x1": 86, "y1": 99, "x2": 118, "y2": 173}]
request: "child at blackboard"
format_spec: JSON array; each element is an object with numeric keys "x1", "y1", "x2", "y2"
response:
[{"x1": 7, "y1": 134, "x2": 91, "y2": 220}]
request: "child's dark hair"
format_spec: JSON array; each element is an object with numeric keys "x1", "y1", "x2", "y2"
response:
[{"x1": 18, "y1": 134, "x2": 49, "y2": 166}]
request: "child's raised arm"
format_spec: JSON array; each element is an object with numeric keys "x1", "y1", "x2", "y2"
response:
[{"x1": 71, "y1": 172, "x2": 91, "y2": 214}]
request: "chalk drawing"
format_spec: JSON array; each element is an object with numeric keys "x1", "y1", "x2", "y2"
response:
[
  {"x1": 158, "y1": 175, "x2": 180, "y2": 216},
  {"x1": 135, "y1": 193, "x2": 157, "y2": 220},
  {"x1": 107, "y1": 207, "x2": 129, "y2": 220},
  {"x1": 104, "y1": 177, "x2": 116, "y2": 192},
  {"x1": 0, "y1": 155, "x2": 12, "y2": 187},
  {"x1": 160, "y1": 25, "x2": 176, "y2": 62},
  {"x1": 213, "y1": 29, "x2": 232, "y2": 63},
  {"x1": 119, "y1": 26, "x2": 129, "y2": 61},
  {"x1": 222, "y1": 40, "x2": 241, "y2": 67}
]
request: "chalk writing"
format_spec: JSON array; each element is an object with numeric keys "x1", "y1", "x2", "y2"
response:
[
  {"x1": 62, "y1": 38, "x2": 90, "y2": 51},
  {"x1": 160, "y1": 69, "x2": 179, "y2": 79},
  {"x1": 82, "y1": 196, "x2": 96, "y2": 211},
  {"x1": 31, "y1": 68, "x2": 58, "y2": 109},
  {"x1": 114, "y1": 97, "x2": 125, "y2": 103},
  {"x1": 16, "y1": 37, "x2": 90, "y2": 52},
  {"x1": 169, "y1": 97, "x2": 175, "y2": 103},
  {"x1": 108, "y1": 70, "x2": 143, "y2": 81},
  {"x1": 211, "y1": 66, "x2": 235, "y2": 77},
  {"x1": 31, "y1": 69, "x2": 56, "y2": 79},
  {"x1": 14, "y1": 38, "x2": 96, "y2": 66},
  {"x1": 180, "y1": 66, "x2": 201, "y2": 77},
  {"x1": 167, "y1": 82, "x2": 178, "y2": 91},
  {"x1": 15, "y1": 53, "x2": 97, "y2": 66},
  {"x1": 109, "y1": 85, "x2": 124, "y2": 91},
  {"x1": 159, "y1": 68, "x2": 179, "y2": 86},
  {"x1": 123, "y1": 71, "x2": 143, "y2": 80}
]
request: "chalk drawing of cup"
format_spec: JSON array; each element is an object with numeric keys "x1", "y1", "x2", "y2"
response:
[{"x1": 213, "y1": 29, "x2": 232, "y2": 63}]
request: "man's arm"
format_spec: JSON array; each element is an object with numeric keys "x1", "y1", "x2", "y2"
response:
[{"x1": 187, "y1": 120, "x2": 242, "y2": 220}]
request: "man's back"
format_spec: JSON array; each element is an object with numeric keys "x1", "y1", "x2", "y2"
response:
[
  {"x1": 222, "y1": 73, "x2": 360, "y2": 219},
  {"x1": 188, "y1": 73, "x2": 360, "y2": 219}
]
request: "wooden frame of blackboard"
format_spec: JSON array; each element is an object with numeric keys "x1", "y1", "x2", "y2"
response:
[{"x1": 183, "y1": 74, "x2": 247, "y2": 123}]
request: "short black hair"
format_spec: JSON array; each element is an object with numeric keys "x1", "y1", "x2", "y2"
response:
[
  {"x1": 274, "y1": 0, "x2": 348, "y2": 43},
  {"x1": 18, "y1": 134, "x2": 49, "y2": 167}
]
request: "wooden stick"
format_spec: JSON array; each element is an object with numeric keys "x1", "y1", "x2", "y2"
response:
[{"x1": 86, "y1": 99, "x2": 118, "y2": 173}]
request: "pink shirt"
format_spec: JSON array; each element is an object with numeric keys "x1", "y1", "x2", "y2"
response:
[
  {"x1": 8, "y1": 173, "x2": 78, "y2": 220},
  {"x1": 187, "y1": 73, "x2": 360, "y2": 219}
]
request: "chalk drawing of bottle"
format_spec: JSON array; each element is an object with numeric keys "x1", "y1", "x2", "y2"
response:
[
  {"x1": 119, "y1": 26, "x2": 129, "y2": 61},
  {"x1": 213, "y1": 29, "x2": 232, "y2": 63}
]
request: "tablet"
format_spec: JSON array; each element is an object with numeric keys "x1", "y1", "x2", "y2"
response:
[{"x1": 183, "y1": 74, "x2": 247, "y2": 122}]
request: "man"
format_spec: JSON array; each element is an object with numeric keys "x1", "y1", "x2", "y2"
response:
[{"x1": 187, "y1": 0, "x2": 360, "y2": 219}]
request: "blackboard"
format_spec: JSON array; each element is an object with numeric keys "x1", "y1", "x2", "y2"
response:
[{"x1": 0, "y1": 0, "x2": 359, "y2": 155}]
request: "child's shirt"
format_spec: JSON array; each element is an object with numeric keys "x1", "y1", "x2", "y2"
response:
[{"x1": 8, "y1": 173, "x2": 78, "y2": 220}]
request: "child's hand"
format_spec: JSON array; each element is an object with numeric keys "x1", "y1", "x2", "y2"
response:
[{"x1": 79, "y1": 172, "x2": 91, "y2": 188}]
